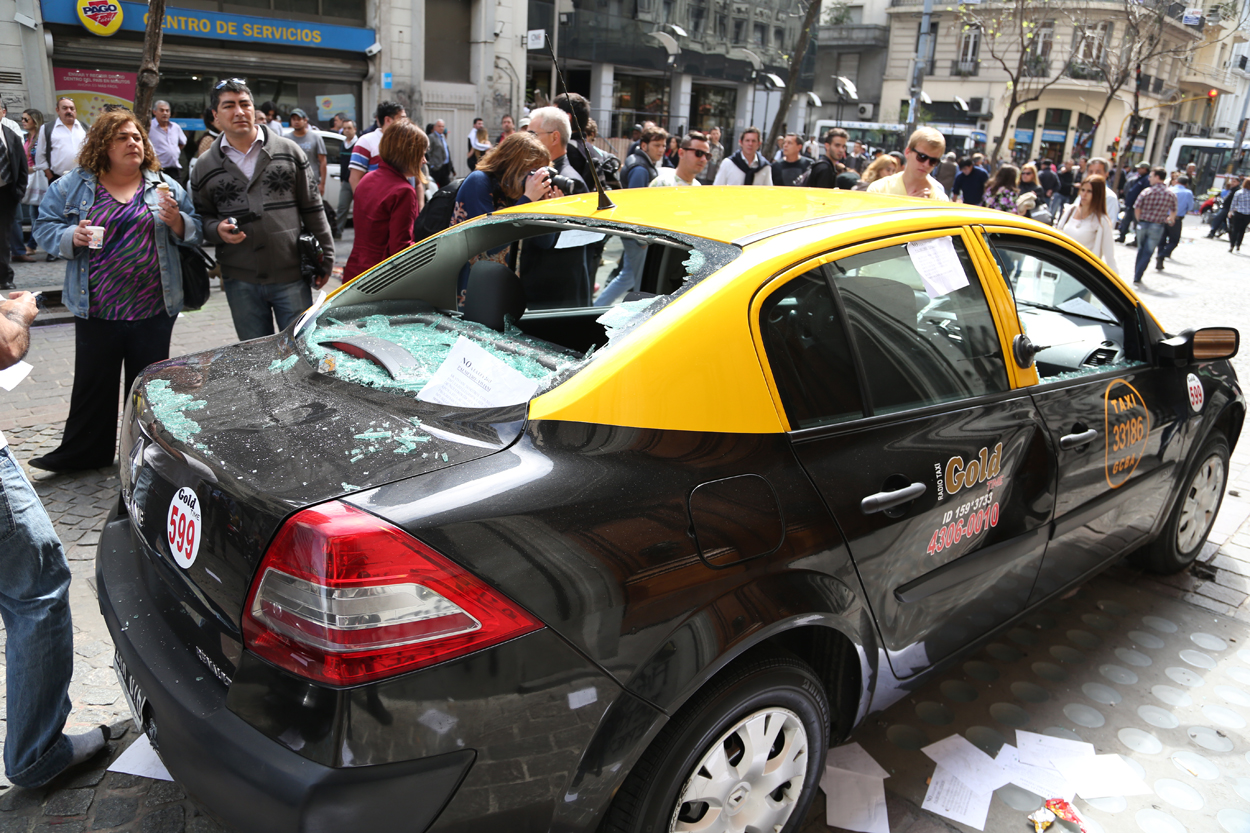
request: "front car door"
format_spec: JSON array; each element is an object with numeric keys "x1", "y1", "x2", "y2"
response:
[
  {"x1": 978, "y1": 229, "x2": 1190, "y2": 603},
  {"x1": 751, "y1": 229, "x2": 1056, "y2": 686}
]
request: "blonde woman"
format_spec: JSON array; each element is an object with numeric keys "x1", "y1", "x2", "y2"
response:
[{"x1": 852, "y1": 155, "x2": 897, "y2": 191}]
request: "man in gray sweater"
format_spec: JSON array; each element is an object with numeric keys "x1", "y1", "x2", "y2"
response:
[{"x1": 191, "y1": 79, "x2": 333, "y2": 341}]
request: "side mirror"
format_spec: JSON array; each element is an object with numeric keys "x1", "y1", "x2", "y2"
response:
[{"x1": 1157, "y1": 327, "x2": 1239, "y2": 364}]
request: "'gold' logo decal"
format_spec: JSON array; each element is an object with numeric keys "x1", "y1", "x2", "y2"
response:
[
  {"x1": 945, "y1": 443, "x2": 1003, "y2": 496},
  {"x1": 1105, "y1": 379, "x2": 1150, "y2": 488}
]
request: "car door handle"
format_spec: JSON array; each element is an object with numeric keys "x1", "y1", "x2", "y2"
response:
[
  {"x1": 861, "y1": 482, "x2": 927, "y2": 515},
  {"x1": 1059, "y1": 428, "x2": 1099, "y2": 450}
]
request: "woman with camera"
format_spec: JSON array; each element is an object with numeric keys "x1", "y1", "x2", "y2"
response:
[
  {"x1": 31, "y1": 108, "x2": 202, "y2": 472},
  {"x1": 342, "y1": 119, "x2": 427, "y2": 283},
  {"x1": 449, "y1": 132, "x2": 563, "y2": 307}
]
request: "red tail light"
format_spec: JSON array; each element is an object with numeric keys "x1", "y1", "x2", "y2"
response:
[{"x1": 242, "y1": 501, "x2": 543, "y2": 686}]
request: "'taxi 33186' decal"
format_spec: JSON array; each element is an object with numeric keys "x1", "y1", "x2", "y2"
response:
[{"x1": 1104, "y1": 379, "x2": 1150, "y2": 488}]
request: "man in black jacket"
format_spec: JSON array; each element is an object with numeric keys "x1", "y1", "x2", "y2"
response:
[
  {"x1": 1118, "y1": 163, "x2": 1152, "y2": 243},
  {"x1": 805, "y1": 128, "x2": 849, "y2": 189},
  {"x1": 621, "y1": 127, "x2": 667, "y2": 188},
  {"x1": 0, "y1": 119, "x2": 29, "y2": 290}
]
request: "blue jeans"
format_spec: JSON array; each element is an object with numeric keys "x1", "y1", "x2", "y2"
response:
[
  {"x1": 0, "y1": 446, "x2": 74, "y2": 787},
  {"x1": 1134, "y1": 221, "x2": 1165, "y2": 283},
  {"x1": 221, "y1": 277, "x2": 313, "y2": 342},
  {"x1": 594, "y1": 238, "x2": 647, "y2": 307}
]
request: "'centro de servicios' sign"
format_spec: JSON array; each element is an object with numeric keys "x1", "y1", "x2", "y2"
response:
[{"x1": 43, "y1": 0, "x2": 375, "y2": 53}]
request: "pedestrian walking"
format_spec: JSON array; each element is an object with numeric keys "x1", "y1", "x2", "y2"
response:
[
  {"x1": 343, "y1": 120, "x2": 426, "y2": 282},
  {"x1": 0, "y1": 290, "x2": 112, "y2": 790},
  {"x1": 981, "y1": 164, "x2": 1024, "y2": 214},
  {"x1": 467, "y1": 117, "x2": 491, "y2": 170},
  {"x1": 934, "y1": 152, "x2": 958, "y2": 197},
  {"x1": 599, "y1": 128, "x2": 665, "y2": 307},
  {"x1": 1084, "y1": 158, "x2": 1119, "y2": 224},
  {"x1": 801, "y1": 128, "x2": 848, "y2": 189},
  {"x1": 1226, "y1": 177, "x2": 1250, "y2": 252},
  {"x1": 952, "y1": 157, "x2": 989, "y2": 206},
  {"x1": 1159, "y1": 174, "x2": 1194, "y2": 267},
  {"x1": 1056, "y1": 175, "x2": 1118, "y2": 269},
  {"x1": 1037, "y1": 160, "x2": 1060, "y2": 213},
  {"x1": 1018, "y1": 163, "x2": 1043, "y2": 201},
  {"x1": 31, "y1": 108, "x2": 202, "y2": 471},
  {"x1": 286, "y1": 109, "x2": 327, "y2": 200},
  {"x1": 650, "y1": 131, "x2": 710, "y2": 187},
  {"x1": 1130, "y1": 167, "x2": 1177, "y2": 283},
  {"x1": 191, "y1": 79, "x2": 332, "y2": 341},
  {"x1": 699, "y1": 126, "x2": 723, "y2": 184},
  {"x1": 1209, "y1": 180, "x2": 1236, "y2": 238},
  {"x1": 852, "y1": 155, "x2": 896, "y2": 191},
  {"x1": 258, "y1": 101, "x2": 283, "y2": 132},
  {"x1": 194, "y1": 108, "x2": 220, "y2": 159},
  {"x1": 712, "y1": 126, "x2": 773, "y2": 186},
  {"x1": 32, "y1": 97, "x2": 87, "y2": 189},
  {"x1": 497, "y1": 114, "x2": 515, "y2": 144},
  {"x1": 149, "y1": 100, "x2": 188, "y2": 185},
  {"x1": 450, "y1": 132, "x2": 559, "y2": 308},
  {"x1": 426, "y1": 119, "x2": 454, "y2": 187},
  {"x1": 334, "y1": 119, "x2": 356, "y2": 237},
  {"x1": 18, "y1": 109, "x2": 47, "y2": 258},
  {"x1": 1118, "y1": 162, "x2": 1152, "y2": 243},
  {"x1": 349, "y1": 101, "x2": 407, "y2": 189},
  {"x1": 771, "y1": 133, "x2": 813, "y2": 186},
  {"x1": 867, "y1": 127, "x2": 949, "y2": 201},
  {"x1": 0, "y1": 116, "x2": 29, "y2": 289},
  {"x1": 620, "y1": 126, "x2": 665, "y2": 189}
]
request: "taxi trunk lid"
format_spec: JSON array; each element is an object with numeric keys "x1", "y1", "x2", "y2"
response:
[{"x1": 119, "y1": 331, "x2": 525, "y2": 640}]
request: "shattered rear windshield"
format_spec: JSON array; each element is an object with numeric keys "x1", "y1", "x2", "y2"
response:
[{"x1": 296, "y1": 215, "x2": 739, "y2": 407}]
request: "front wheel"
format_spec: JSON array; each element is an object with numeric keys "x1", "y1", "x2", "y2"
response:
[
  {"x1": 1135, "y1": 434, "x2": 1229, "y2": 574},
  {"x1": 601, "y1": 653, "x2": 829, "y2": 833}
]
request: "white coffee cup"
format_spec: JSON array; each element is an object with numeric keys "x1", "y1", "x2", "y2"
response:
[{"x1": 86, "y1": 226, "x2": 105, "y2": 249}]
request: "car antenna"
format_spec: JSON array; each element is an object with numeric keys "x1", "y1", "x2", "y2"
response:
[{"x1": 545, "y1": 35, "x2": 615, "y2": 211}]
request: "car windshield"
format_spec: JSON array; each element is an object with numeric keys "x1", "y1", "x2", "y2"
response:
[{"x1": 297, "y1": 215, "x2": 739, "y2": 409}]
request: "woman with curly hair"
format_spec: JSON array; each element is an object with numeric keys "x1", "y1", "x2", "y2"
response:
[
  {"x1": 31, "y1": 108, "x2": 202, "y2": 471},
  {"x1": 450, "y1": 131, "x2": 561, "y2": 307}
]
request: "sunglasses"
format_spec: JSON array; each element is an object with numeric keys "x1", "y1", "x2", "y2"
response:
[
  {"x1": 215, "y1": 77, "x2": 248, "y2": 89},
  {"x1": 682, "y1": 147, "x2": 709, "y2": 158},
  {"x1": 910, "y1": 148, "x2": 940, "y2": 166}
]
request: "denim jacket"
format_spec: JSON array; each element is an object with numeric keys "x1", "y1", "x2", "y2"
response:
[{"x1": 33, "y1": 168, "x2": 204, "y2": 318}]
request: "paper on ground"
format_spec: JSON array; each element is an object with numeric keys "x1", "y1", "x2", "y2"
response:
[
  {"x1": 0, "y1": 360, "x2": 32, "y2": 391},
  {"x1": 921, "y1": 734, "x2": 1010, "y2": 793},
  {"x1": 1014, "y1": 729, "x2": 1095, "y2": 768},
  {"x1": 821, "y1": 769, "x2": 889, "y2": 833},
  {"x1": 907, "y1": 237, "x2": 970, "y2": 299},
  {"x1": 416, "y1": 336, "x2": 539, "y2": 408},
  {"x1": 1053, "y1": 754, "x2": 1151, "y2": 799},
  {"x1": 108, "y1": 733, "x2": 174, "y2": 781},
  {"x1": 994, "y1": 744, "x2": 1075, "y2": 801},
  {"x1": 825, "y1": 742, "x2": 890, "y2": 780},
  {"x1": 922, "y1": 765, "x2": 991, "y2": 830}
]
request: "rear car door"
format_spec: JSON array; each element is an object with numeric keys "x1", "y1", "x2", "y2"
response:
[
  {"x1": 752, "y1": 230, "x2": 1056, "y2": 679},
  {"x1": 980, "y1": 230, "x2": 1187, "y2": 603}
]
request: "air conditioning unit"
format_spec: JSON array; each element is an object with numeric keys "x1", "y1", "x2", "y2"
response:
[
  {"x1": 967, "y1": 97, "x2": 991, "y2": 118},
  {"x1": 857, "y1": 103, "x2": 875, "y2": 119}
]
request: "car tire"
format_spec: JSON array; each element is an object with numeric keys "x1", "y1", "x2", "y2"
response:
[
  {"x1": 1134, "y1": 434, "x2": 1229, "y2": 574},
  {"x1": 601, "y1": 652, "x2": 829, "y2": 833}
]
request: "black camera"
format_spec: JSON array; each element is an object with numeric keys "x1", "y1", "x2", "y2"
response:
[{"x1": 534, "y1": 166, "x2": 577, "y2": 195}]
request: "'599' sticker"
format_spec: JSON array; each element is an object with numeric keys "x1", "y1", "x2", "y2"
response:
[{"x1": 167, "y1": 487, "x2": 202, "y2": 569}]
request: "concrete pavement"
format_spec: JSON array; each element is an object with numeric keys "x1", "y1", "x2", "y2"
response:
[{"x1": 3, "y1": 218, "x2": 1250, "y2": 832}]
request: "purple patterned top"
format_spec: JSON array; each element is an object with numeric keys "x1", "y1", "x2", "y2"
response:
[{"x1": 87, "y1": 182, "x2": 165, "y2": 320}]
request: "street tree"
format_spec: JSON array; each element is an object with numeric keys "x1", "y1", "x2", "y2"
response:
[
  {"x1": 953, "y1": 0, "x2": 1082, "y2": 163},
  {"x1": 134, "y1": 0, "x2": 168, "y2": 122},
  {"x1": 764, "y1": 0, "x2": 824, "y2": 153}
]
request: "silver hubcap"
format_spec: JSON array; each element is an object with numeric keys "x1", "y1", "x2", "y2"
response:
[
  {"x1": 669, "y1": 707, "x2": 809, "y2": 833},
  {"x1": 1177, "y1": 453, "x2": 1226, "y2": 553}
]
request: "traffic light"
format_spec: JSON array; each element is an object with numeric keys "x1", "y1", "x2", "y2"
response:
[{"x1": 1209, "y1": 88, "x2": 1219, "y2": 101}]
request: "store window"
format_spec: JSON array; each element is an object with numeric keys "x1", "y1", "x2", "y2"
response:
[
  {"x1": 690, "y1": 84, "x2": 737, "y2": 133},
  {"x1": 218, "y1": 0, "x2": 364, "y2": 25}
]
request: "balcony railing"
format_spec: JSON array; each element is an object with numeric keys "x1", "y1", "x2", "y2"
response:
[
  {"x1": 1065, "y1": 60, "x2": 1107, "y2": 81},
  {"x1": 1022, "y1": 58, "x2": 1051, "y2": 78},
  {"x1": 951, "y1": 59, "x2": 979, "y2": 76}
]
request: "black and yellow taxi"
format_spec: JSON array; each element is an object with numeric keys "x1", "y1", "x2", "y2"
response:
[{"x1": 98, "y1": 187, "x2": 1242, "y2": 833}]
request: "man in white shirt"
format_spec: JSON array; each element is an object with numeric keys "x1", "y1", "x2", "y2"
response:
[
  {"x1": 149, "y1": 100, "x2": 188, "y2": 184},
  {"x1": 650, "y1": 132, "x2": 710, "y2": 187},
  {"x1": 712, "y1": 126, "x2": 773, "y2": 186},
  {"x1": 467, "y1": 117, "x2": 491, "y2": 159},
  {"x1": 33, "y1": 98, "x2": 86, "y2": 183},
  {"x1": 0, "y1": 102, "x2": 19, "y2": 139}
]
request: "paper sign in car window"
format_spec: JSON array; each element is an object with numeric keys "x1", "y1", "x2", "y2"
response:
[
  {"x1": 416, "y1": 336, "x2": 539, "y2": 408},
  {"x1": 907, "y1": 237, "x2": 970, "y2": 299},
  {"x1": 555, "y1": 230, "x2": 606, "y2": 249}
]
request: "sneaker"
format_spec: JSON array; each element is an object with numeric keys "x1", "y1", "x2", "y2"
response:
[{"x1": 1156, "y1": 262, "x2": 1164, "y2": 270}]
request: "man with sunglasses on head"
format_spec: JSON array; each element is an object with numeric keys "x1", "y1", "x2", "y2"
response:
[
  {"x1": 650, "y1": 132, "x2": 710, "y2": 187},
  {"x1": 867, "y1": 127, "x2": 949, "y2": 201},
  {"x1": 192, "y1": 78, "x2": 333, "y2": 342}
]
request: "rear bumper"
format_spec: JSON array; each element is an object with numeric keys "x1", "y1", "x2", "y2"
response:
[{"x1": 96, "y1": 507, "x2": 474, "y2": 833}]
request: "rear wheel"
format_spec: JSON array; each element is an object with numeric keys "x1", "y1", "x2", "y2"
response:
[
  {"x1": 1135, "y1": 434, "x2": 1229, "y2": 574},
  {"x1": 602, "y1": 653, "x2": 829, "y2": 833}
]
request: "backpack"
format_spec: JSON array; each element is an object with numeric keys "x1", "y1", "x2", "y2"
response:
[
  {"x1": 414, "y1": 177, "x2": 467, "y2": 241},
  {"x1": 794, "y1": 157, "x2": 833, "y2": 188}
]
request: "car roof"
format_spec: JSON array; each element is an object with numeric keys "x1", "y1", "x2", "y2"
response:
[{"x1": 496, "y1": 186, "x2": 1023, "y2": 246}]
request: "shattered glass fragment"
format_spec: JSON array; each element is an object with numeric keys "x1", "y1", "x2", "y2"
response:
[
  {"x1": 145, "y1": 379, "x2": 208, "y2": 447},
  {"x1": 268, "y1": 355, "x2": 299, "y2": 373}
]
